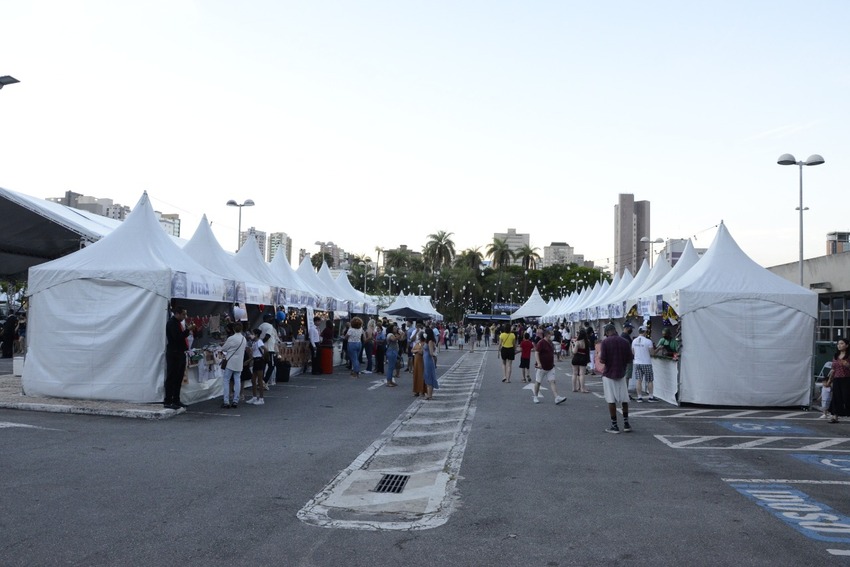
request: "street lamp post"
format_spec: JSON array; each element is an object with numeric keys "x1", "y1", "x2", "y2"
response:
[
  {"x1": 640, "y1": 236, "x2": 663, "y2": 267},
  {"x1": 226, "y1": 199, "x2": 255, "y2": 252},
  {"x1": 778, "y1": 153, "x2": 825, "y2": 286}
]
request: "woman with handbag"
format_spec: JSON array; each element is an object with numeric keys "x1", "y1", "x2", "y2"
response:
[
  {"x1": 384, "y1": 324, "x2": 399, "y2": 387},
  {"x1": 220, "y1": 323, "x2": 247, "y2": 408}
]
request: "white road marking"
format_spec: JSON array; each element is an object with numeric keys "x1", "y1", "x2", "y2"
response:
[
  {"x1": 368, "y1": 380, "x2": 386, "y2": 390},
  {"x1": 828, "y1": 549, "x2": 850, "y2": 556},
  {"x1": 722, "y1": 478, "x2": 850, "y2": 485},
  {"x1": 656, "y1": 435, "x2": 850, "y2": 452},
  {"x1": 298, "y1": 354, "x2": 486, "y2": 531},
  {"x1": 0, "y1": 421, "x2": 59, "y2": 430}
]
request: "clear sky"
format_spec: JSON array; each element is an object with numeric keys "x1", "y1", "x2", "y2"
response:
[{"x1": 1, "y1": 1, "x2": 848, "y2": 269}]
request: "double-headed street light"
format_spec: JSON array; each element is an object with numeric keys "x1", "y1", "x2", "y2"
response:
[
  {"x1": 226, "y1": 199, "x2": 254, "y2": 252},
  {"x1": 778, "y1": 153, "x2": 825, "y2": 286},
  {"x1": 640, "y1": 236, "x2": 663, "y2": 267},
  {"x1": 0, "y1": 76, "x2": 19, "y2": 90}
]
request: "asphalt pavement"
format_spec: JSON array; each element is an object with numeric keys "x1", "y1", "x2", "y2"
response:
[{"x1": 2, "y1": 346, "x2": 849, "y2": 566}]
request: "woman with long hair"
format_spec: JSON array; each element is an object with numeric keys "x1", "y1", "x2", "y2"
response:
[
  {"x1": 571, "y1": 329, "x2": 590, "y2": 393},
  {"x1": 423, "y1": 327, "x2": 439, "y2": 400},
  {"x1": 828, "y1": 338, "x2": 850, "y2": 423},
  {"x1": 497, "y1": 323, "x2": 517, "y2": 383},
  {"x1": 346, "y1": 317, "x2": 364, "y2": 378}
]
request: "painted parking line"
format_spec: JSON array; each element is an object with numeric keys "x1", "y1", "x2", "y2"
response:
[
  {"x1": 656, "y1": 435, "x2": 850, "y2": 452},
  {"x1": 631, "y1": 408, "x2": 822, "y2": 420},
  {"x1": 298, "y1": 354, "x2": 485, "y2": 531},
  {"x1": 0, "y1": 421, "x2": 59, "y2": 430}
]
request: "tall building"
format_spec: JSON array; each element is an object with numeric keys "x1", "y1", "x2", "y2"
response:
[
  {"x1": 240, "y1": 227, "x2": 267, "y2": 258},
  {"x1": 542, "y1": 242, "x2": 584, "y2": 268},
  {"x1": 158, "y1": 213, "x2": 181, "y2": 237},
  {"x1": 316, "y1": 241, "x2": 344, "y2": 268},
  {"x1": 268, "y1": 232, "x2": 292, "y2": 262},
  {"x1": 493, "y1": 228, "x2": 530, "y2": 266},
  {"x1": 614, "y1": 194, "x2": 651, "y2": 276},
  {"x1": 827, "y1": 232, "x2": 850, "y2": 255}
]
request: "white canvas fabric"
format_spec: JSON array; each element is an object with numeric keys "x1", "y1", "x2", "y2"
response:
[
  {"x1": 511, "y1": 287, "x2": 550, "y2": 320},
  {"x1": 24, "y1": 192, "x2": 226, "y2": 402},
  {"x1": 659, "y1": 223, "x2": 817, "y2": 407}
]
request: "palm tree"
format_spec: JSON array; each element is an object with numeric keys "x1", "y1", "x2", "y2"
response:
[
  {"x1": 454, "y1": 247, "x2": 484, "y2": 271},
  {"x1": 516, "y1": 244, "x2": 541, "y2": 271},
  {"x1": 384, "y1": 248, "x2": 411, "y2": 270},
  {"x1": 422, "y1": 230, "x2": 456, "y2": 271},
  {"x1": 486, "y1": 238, "x2": 514, "y2": 270}
]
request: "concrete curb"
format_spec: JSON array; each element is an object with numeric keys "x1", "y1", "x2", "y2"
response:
[{"x1": 0, "y1": 401, "x2": 183, "y2": 419}]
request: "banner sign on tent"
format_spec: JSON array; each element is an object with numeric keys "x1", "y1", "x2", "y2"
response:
[
  {"x1": 598, "y1": 305, "x2": 609, "y2": 319},
  {"x1": 608, "y1": 302, "x2": 624, "y2": 319},
  {"x1": 638, "y1": 297, "x2": 653, "y2": 316},
  {"x1": 171, "y1": 271, "x2": 226, "y2": 301}
]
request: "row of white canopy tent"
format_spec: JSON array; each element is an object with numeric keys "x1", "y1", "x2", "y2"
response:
[
  {"x1": 381, "y1": 292, "x2": 444, "y2": 321},
  {"x1": 512, "y1": 223, "x2": 818, "y2": 408},
  {"x1": 23, "y1": 192, "x2": 377, "y2": 403}
]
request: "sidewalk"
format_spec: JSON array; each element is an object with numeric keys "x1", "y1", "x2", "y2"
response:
[{"x1": 0, "y1": 372, "x2": 182, "y2": 420}]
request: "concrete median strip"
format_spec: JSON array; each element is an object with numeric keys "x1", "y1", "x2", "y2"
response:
[{"x1": 297, "y1": 353, "x2": 485, "y2": 531}]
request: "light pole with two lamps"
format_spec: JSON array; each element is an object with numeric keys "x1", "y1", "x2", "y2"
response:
[
  {"x1": 777, "y1": 153, "x2": 825, "y2": 286},
  {"x1": 640, "y1": 236, "x2": 663, "y2": 267},
  {"x1": 226, "y1": 199, "x2": 255, "y2": 252}
]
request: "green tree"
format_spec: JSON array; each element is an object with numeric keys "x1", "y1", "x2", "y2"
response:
[
  {"x1": 454, "y1": 247, "x2": 484, "y2": 270},
  {"x1": 311, "y1": 252, "x2": 333, "y2": 270},
  {"x1": 515, "y1": 244, "x2": 541, "y2": 271},
  {"x1": 384, "y1": 248, "x2": 411, "y2": 270},
  {"x1": 486, "y1": 238, "x2": 514, "y2": 270},
  {"x1": 422, "y1": 230, "x2": 456, "y2": 272}
]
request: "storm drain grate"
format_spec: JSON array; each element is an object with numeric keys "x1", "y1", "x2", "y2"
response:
[{"x1": 372, "y1": 474, "x2": 410, "y2": 494}]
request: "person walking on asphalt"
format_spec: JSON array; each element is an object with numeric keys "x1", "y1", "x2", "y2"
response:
[
  {"x1": 532, "y1": 328, "x2": 567, "y2": 405},
  {"x1": 598, "y1": 323, "x2": 633, "y2": 433}
]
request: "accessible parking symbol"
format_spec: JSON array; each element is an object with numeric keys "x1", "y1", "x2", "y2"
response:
[{"x1": 718, "y1": 421, "x2": 812, "y2": 435}]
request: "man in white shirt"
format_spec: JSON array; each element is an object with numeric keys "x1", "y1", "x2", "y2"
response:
[
  {"x1": 233, "y1": 302, "x2": 248, "y2": 323},
  {"x1": 258, "y1": 315, "x2": 279, "y2": 386},
  {"x1": 631, "y1": 326, "x2": 657, "y2": 402},
  {"x1": 308, "y1": 316, "x2": 322, "y2": 374}
]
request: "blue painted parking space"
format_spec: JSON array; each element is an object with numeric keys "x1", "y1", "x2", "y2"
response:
[
  {"x1": 792, "y1": 454, "x2": 850, "y2": 477},
  {"x1": 716, "y1": 421, "x2": 813, "y2": 435}
]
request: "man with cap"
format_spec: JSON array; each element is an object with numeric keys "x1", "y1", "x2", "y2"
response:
[
  {"x1": 632, "y1": 325, "x2": 657, "y2": 402},
  {"x1": 598, "y1": 322, "x2": 634, "y2": 433}
]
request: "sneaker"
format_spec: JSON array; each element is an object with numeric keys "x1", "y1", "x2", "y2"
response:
[
  {"x1": 819, "y1": 414, "x2": 828, "y2": 419},
  {"x1": 255, "y1": 398, "x2": 264, "y2": 405},
  {"x1": 830, "y1": 416, "x2": 839, "y2": 423},
  {"x1": 246, "y1": 397, "x2": 257, "y2": 405},
  {"x1": 647, "y1": 396, "x2": 658, "y2": 403},
  {"x1": 555, "y1": 396, "x2": 567, "y2": 405},
  {"x1": 363, "y1": 370, "x2": 373, "y2": 375},
  {"x1": 636, "y1": 397, "x2": 644, "y2": 403},
  {"x1": 532, "y1": 396, "x2": 540, "y2": 404},
  {"x1": 230, "y1": 402, "x2": 238, "y2": 408},
  {"x1": 220, "y1": 403, "x2": 230, "y2": 409},
  {"x1": 623, "y1": 422, "x2": 633, "y2": 433},
  {"x1": 606, "y1": 424, "x2": 620, "y2": 434}
]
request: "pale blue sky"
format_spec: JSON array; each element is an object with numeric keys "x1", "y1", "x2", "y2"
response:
[{"x1": 1, "y1": 1, "x2": 848, "y2": 269}]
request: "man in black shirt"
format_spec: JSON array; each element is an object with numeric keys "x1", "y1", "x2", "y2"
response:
[{"x1": 164, "y1": 306, "x2": 193, "y2": 410}]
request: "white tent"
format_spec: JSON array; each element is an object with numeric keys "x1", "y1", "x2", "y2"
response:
[
  {"x1": 334, "y1": 272, "x2": 377, "y2": 314},
  {"x1": 24, "y1": 193, "x2": 227, "y2": 403},
  {"x1": 657, "y1": 223, "x2": 817, "y2": 407},
  {"x1": 233, "y1": 235, "x2": 277, "y2": 306},
  {"x1": 269, "y1": 250, "x2": 316, "y2": 308},
  {"x1": 510, "y1": 286, "x2": 550, "y2": 320},
  {"x1": 182, "y1": 215, "x2": 271, "y2": 305}
]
